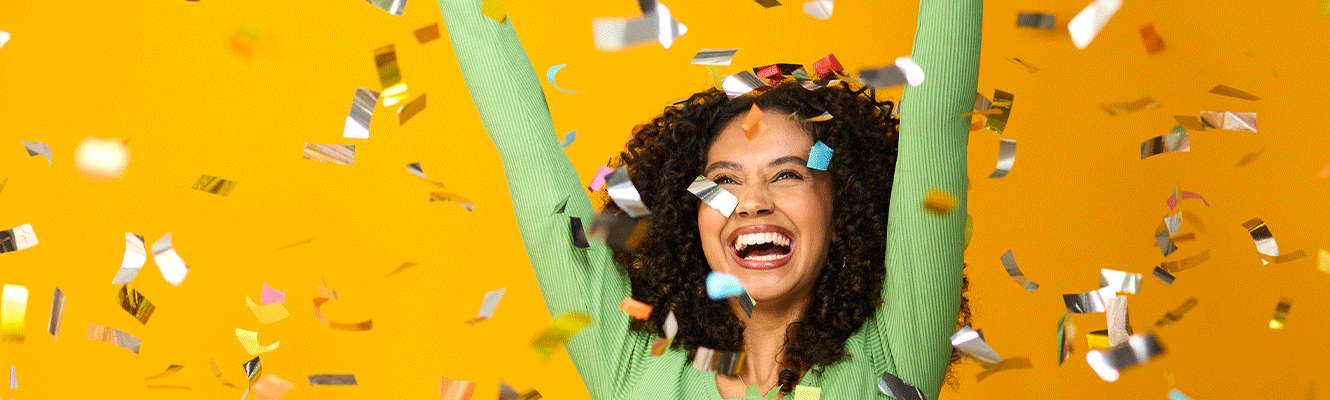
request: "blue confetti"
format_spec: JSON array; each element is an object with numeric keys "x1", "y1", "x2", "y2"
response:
[
  {"x1": 562, "y1": 130, "x2": 576, "y2": 148},
  {"x1": 706, "y1": 272, "x2": 744, "y2": 300},
  {"x1": 807, "y1": 140, "x2": 833, "y2": 171},
  {"x1": 546, "y1": 64, "x2": 578, "y2": 94}
]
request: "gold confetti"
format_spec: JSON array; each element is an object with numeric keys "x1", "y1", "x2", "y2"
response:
[
  {"x1": 975, "y1": 357, "x2": 1033, "y2": 382},
  {"x1": 329, "y1": 319, "x2": 373, "y2": 331},
  {"x1": 1155, "y1": 297, "x2": 1198, "y2": 327},
  {"x1": 244, "y1": 356, "x2": 263, "y2": 385},
  {"x1": 48, "y1": 287, "x2": 64, "y2": 340},
  {"x1": 413, "y1": 23, "x2": 441, "y2": 43},
  {"x1": 1, "y1": 285, "x2": 27, "y2": 342},
  {"x1": 245, "y1": 296, "x2": 290, "y2": 324},
  {"x1": 430, "y1": 192, "x2": 475, "y2": 212},
  {"x1": 707, "y1": 65, "x2": 724, "y2": 90},
  {"x1": 1318, "y1": 249, "x2": 1330, "y2": 274},
  {"x1": 922, "y1": 188, "x2": 958, "y2": 215},
  {"x1": 742, "y1": 104, "x2": 767, "y2": 140},
  {"x1": 958, "y1": 109, "x2": 1003, "y2": 117},
  {"x1": 235, "y1": 328, "x2": 280, "y2": 356},
  {"x1": 984, "y1": 90, "x2": 1014, "y2": 133},
  {"x1": 1174, "y1": 116, "x2": 1206, "y2": 131},
  {"x1": 1270, "y1": 298, "x2": 1291, "y2": 329},
  {"x1": 87, "y1": 323, "x2": 141, "y2": 353},
  {"x1": 208, "y1": 358, "x2": 238, "y2": 387},
  {"x1": 1159, "y1": 250, "x2": 1211, "y2": 273},
  {"x1": 1140, "y1": 132, "x2": 1190, "y2": 160},
  {"x1": 482, "y1": 0, "x2": 507, "y2": 23},
  {"x1": 397, "y1": 93, "x2": 427, "y2": 125},
  {"x1": 1101, "y1": 97, "x2": 1159, "y2": 116},
  {"x1": 373, "y1": 44, "x2": 408, "y2": 107},
  {"x1": 792, "y1": 385, "x2": 822, "y2": 400},
  {"x1": 302, "y1": 143, "x2": 356, "y2": 165},
  {"x1": 1087, "y1": 330, "x2": 1110, "y2": 350},
  {"x1": 191, "y1": 174, "x2": 239, "y2": 196},
  {"x1": 1199, "y1": 111, "x2": 1257, "y2": 132},
  {"x1": 531, "y1": 312, "x2": 591, "y2": 359},
  {"x1": 144, "y1": 365, "x2": 185, "y2": 380},
  {"x1": 308, "y1": 374, "x2": 357, "y2": 386},
  {"x1": 1263, "y1": 249, "x2": 1308, "y2": 264},
  {"x1": 1005, "y1": 57, "x2": 1038, "y2": 73},
  {"x1": 754, "y1": 0, "x2": 782, "y2": 7},
  {"x1": 1208, "y1": 84, "x2": 1260, "y2": 101},
  {"x1": 1240, "y1": 217, "x2": 1283, "y2": 262},
  {"x1": 116, "y1": 284, "x2": 156, "y2": 325}
]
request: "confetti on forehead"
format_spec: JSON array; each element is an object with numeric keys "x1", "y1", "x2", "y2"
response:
[
  {"x1": 1140, "y1": 25, "x2": 1166, "y2": 55},
  {"x1": 806, "y1": 141, "x2": 833, "y2": 171},
  {"x1": 342, "y1": 87, "x2": 379, "y2": 139},
  {"x1": 691, "y1": 49, "x2": 738, "y2": 65},
  {"x1": 1015, "y1": 12, "x2": 1055, "y2": 29},
  {"x1": 1086, "y1": 333, "x2": 1165, "y2": 382},
  {"x1": 112, "y1": 232, "x2": 146, "y2": 284},
  {"x1": 1140, "y1": 132, "x2": 1190, "y2": 160},
  {"x1": 1200, "y1": 111, "x2": 1257, "y2": 132},
  {"x1": 1068, "y1": 0, "x2": 1123, "y2": 49},
  {"x1": 988, "y1": 138, "x2": 1017, "y2": 179},
  {"x1": 688, "y1": 176, "x2": 739, "y2": 217},
  {"x1": 741, "y1": 104, "x2": 767, "y2": 140}
]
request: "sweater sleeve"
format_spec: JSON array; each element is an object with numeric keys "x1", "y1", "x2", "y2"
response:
[
  {"x1": 876, "y1": 0, "x2": 981, "y2": 399},
  {"x1": 438, "y1": 1, "x2": 638, "y2": 399}
]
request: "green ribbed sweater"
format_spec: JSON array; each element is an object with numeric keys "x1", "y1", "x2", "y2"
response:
[{"x1": 439, "y1": 1, "x2": 980, "y2": 399}]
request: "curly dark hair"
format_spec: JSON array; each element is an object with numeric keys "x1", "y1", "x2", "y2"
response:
[{"x1": 599, "y1": 78, "x2": 970, "y2": 393}]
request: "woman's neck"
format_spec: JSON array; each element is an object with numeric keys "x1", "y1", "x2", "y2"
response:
[{"x1": 727, "y1": 288, "x2": 813, "y2": 393}]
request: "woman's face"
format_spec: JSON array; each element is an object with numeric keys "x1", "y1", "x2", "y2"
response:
[{"x1": 699, "y1": 110, "x2": 836, "y2": 306}]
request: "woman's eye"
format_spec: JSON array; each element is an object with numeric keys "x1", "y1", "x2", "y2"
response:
[
  {"x1": 774, "y1": 171, "x2": 803, "y2": 181},
  {"x1": 714, "y1": 176, "x2": 737, "y2": 185}
]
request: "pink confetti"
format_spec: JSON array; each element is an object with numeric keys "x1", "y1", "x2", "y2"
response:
[
  {"x1": 261, "y1": 282, "x2": 286, "y2": 305},
  {"x1": 588, "y1": 165, "x2": 614, "y2": 192},
  {"x1": 1165, "y1": 186, "x2": 1210, "y2": 212}
]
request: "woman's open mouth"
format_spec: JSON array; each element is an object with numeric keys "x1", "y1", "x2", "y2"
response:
[{"x1": 727, "y1": 225, "x2": 794, "y2": 270}]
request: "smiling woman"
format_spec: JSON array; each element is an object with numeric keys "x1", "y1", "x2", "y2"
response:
[{"x1": 439, "y1": 0, "x2": 979, "y2": 398}]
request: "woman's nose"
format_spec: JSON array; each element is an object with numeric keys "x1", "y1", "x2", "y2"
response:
[{"x1": 733, "y1": 185, "x2": 773, "y2": 217}]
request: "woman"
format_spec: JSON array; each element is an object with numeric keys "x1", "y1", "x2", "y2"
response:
[{"x1": 439, "y1": 0, "x2": 979, "y2": 399}]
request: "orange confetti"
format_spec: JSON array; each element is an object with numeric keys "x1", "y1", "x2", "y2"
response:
[
  {"x1": 440, "y1": 376, "x2": 476, "y2": 400},
  {"x1": 741, "y1": 104, "x2": 766, "y2": 140},
  {"x1": 252, "y1": 374, "x2": 294, "y2": 400},
  {"x1": 618, "y1": 298, "x2": 653, "y2": 320},
  {"x1": 1140, "y1": 24, "x2": 1165, "y2": 55}
]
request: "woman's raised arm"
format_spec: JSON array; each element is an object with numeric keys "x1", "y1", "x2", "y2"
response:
[
  {"x1": 439, "y1": 1, "x2": 637, "y2": 397},
  {"x1": 877, "y1": 0, "x2": 981, "y2": 398}
]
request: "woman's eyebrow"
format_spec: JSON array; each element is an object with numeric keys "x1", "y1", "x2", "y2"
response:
[
  {"x1": 704, "y1": 161, "x2": 742, "y2": 175},
  {"x1": 768, "y1": 156, "x2": 809, "y2": 168}
]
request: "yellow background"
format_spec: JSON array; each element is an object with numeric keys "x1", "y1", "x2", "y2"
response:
[{"x1": 1, "y1": 0, "x2": 1328, "y2": 399}]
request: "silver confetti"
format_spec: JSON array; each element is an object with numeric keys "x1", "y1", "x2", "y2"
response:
[
  {"x1": 1099, "y1": 269, "x2": 1142, "y2": 294},
  {"x1": 988, "y1": 138, "x2": 1017, "y2": 179},
  {"x1": 0, "y1": 223, "x2": 39, "y2": 253},
  {"x1": 973, "y1": 92, "x2": 992, "y2": 112},
  {"x1": 1016, "y1": 12, "x2": 1056, "y2": 29},
  {"x1": 593, "y1": 1, "x2": 687, "y2": 51},
  {"x1": 1105, "y1": 296, "x2": 1131, "y2": 347},
  {"x1": 877, "y1": 370, "x2": 926, "y2": 400},
  {"x1": 1086, "y1": 333, "x2": 1164, "y2": 382},
  {"x1": 1140, "y1": 132, "x2": 1190, "y2": 160},
  {"x1": 1152, "y1": 267, "x2": 1176, "y2": 285},
  {"x1": 8, "y1": 366, "x2": 13, "y2": 389},
  {"x1": 1164, "y1": 213, "x2": 1182, "y2": 236},
  {"x1": 342, "y1": 88, "x2": 380, "y2": 139},
  {"x1": 1068, "y1": 0, "x2": 1123, "y2": 49},
  {"x1": 722, "y1": 70, "x2": 769, "y2": 98},
  {"x1": 474, "y1": 287, "x2": 506, "y2": 321},
  {"x1": 690, "y1": 49, "x2": 738, "y2": 66},
  {"x1": 19, "y1": 141, "x2": 51, "y2": 165},
  {"x1": 87, "y1": 323, "x2": 141, "y2": 354},
  {"x1": 605, "y1": 167, "x2": 650, "y2": 218},
  {"x1": 856, "y1": 57, "x2": 925, "y2": 88},
  {"x1": 663, "y1": 310, "x2": 678, "y2": 339},
  {"x1": 303, "y1": 143, "x2": 356, "y2": 165},
  {"x1": 950, "y1": 325, "x2": 1003, "y2": 365},
  {"x1": 112, "y1": 232, "x2": 147, "y2": 284},
  {"x1": 1156, "y1": 230, "x2": 1177, "y2": 257},
  {"x1": 1000, "y1": 250, "x2": 1039, "y2": 291},
  {"x1": 802, "y1": 0, "x2": 833, "y2": 19},
  {"x1": 308, "y1": 374, "x2": 357, "y2": 386},
  {"x1": 1199, "y1": 111, "x2": 1257, "y2": 132},
  {"x1": 691, "y1": 346, "x2": 744, "y2": 375},
  {"x1": 150, "y1": 233, "x2": 190, "y2": 287},
  {"x1": 1240, "y1": 217, "x2": 1282, "y2": 262},
  {"x1": 48, "y1": 287, "x2": 64, "y2": 340},
  {"x1": 1063, "y1": 287, "x2": 1114, "y2": 313},
  {"x1": 406, "y1": 162, "x2": 427, "y2": 180},
  {"x1": 364, "y1": 0, "x2": 405, "y2": 16},
  {"x1": 688, "y1": 176, "x2": 739, "y2": 217}
]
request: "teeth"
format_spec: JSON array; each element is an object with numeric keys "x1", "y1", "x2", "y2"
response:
[{"x1": 732, "y1": 231, "x2": 792, "y2": 252}]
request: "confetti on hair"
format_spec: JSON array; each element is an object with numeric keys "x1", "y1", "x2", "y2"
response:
[
  {"x1": 806, "y1": 141, "x2": 833, "y2": 171},
  {"x1": 741, "y1": 104, "x2": 766, "y2": 140},
  {"x1": 811, "y1": 53, "x2": 842, "y2": 78},
  {"x1": 618, "y1": 298, "x2": 653, "y2": 320}
]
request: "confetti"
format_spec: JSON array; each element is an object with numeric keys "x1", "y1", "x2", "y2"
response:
[
  {"x1": 1165, "y1": 185, "x2": 1210, "y2": 211},
  {"x1": 252, "y1": 374, "x2": 293, "y2": 400},
  {"x1": 397, "y1": 93, "x2": 427, "y2": 125},
  {"x1": 1000, "y1": 250, "x2": 1040, "y2": 292},
  {"x1": 1006, "y1": 57, "x2": 1039, "y2": 73},
  {"x1": 498, "y1": 381, "x2": 543, "y2": 400},
  {"x1": 1, "y1": 284, "x2": 26, "y2": 342},
  {"x1": 741, "y1": 104, "x2": 768, "y2": 140},
  {"x1": 364, "y1": 0, "x2": 405, "y2": 15},
  {"x1": 1199, "y1": 111, "x2": 1257, "y2": 132},
  {"x1": 1155, "y1": 297, "x2": 1198, "y2": 327},
  {"x1": 329, "y1": 319, "x2": 373, "y2": 331},
  {"x1": 404, "y1": 162, "x2": 427, "y2": 180},
  {"x1": 798, "y1": 140, "x2": 829, "y2": 170},
  {"x1": 592, "y1": 2, "x2": 687, "y2": 51},
  {"x1": 87, "y1": 323, "x2": 140, "y2": 353},
  {"x1": 1155, "y1": 230, "x2": 1177, "y2": 257},
  {"x1": 531, "y1": 312, "x2": 591, "y2": 359},
  {"x1": 1099, "y1": 269, "x2": 1142, "y2": 294},
  {"x1": 1140, "y1": 132, "x2": 1190, "y2": 160},
  {"x1": 1086, "y1": 333, "x2": 1164, "y2": 382},
  {"x1": 587, "y1": 209, "x2": 649, "y2": 251},
  {"x1": 1240, "y1": 217, "x2": 1283, "y2": 261},
  {"x1": 144, "y1": 365, "x2": 185, "y2": 380},
  {"x1": 208, "y1": 358, "x2": 238, "y2": 387},
  {"x1": 706, "y1": 272, "x2": 745, "y2": 300},
  {"x1": 412, "y1": 23, "x2": 440, "y2": 43},
  {"x1": 691, "y1": 346, "x2": 745, "y2": 374},
  {"x1": 877, "y1": 370, "x2": 926, "y2": 400},
  {"x1": 1139, "y1": 24, "x2": 1165, "y2": 54},
  {"x1": 1063, "y1": 287, "x2": 1114, "y2": 313},
  {"x1": 722, "y1": 71, "x2": 770, "y2": 98},
  {"x1": 1318, "y1": 249, "x2": 1329, "y2": 274},
  {"x1": 691, "y1": 49, "x2": 737, "y2": 66},
  {"x1": 737, "y1": 292, "x2": 756, "y2": 318},
  {"x1": 707, "y1": 65, "x2": 725, "y2": 90},
  {"x1": 48, "y1": 287, "x2": 64, "y2": 340},
  {"x1": 74, "y1": 136, "x2": 131, "y2": 180},
  {"x1": 1058, "y1": 313, "x2": 1076, "y2": 366},
  {"x1": 688, "y1": 176, "x2": 739, "y2": 217},
  {"x1": 922, "y1": 188, "x2": 958, "y2": 215},
  {"x1": 481, "y1": 0, "x2": 507, "y2": 23},
  {"x1": 1159, "y1": 250, "x2": 1211, "y2": 273},
  {"x1": 561, "y1": 130, "x2": 576, "y2": 148},
  {"x1": 1264, "y1": 249, "x2": 1308, "y2": 264},
  {"x1": 1086, "y1": 330, "x2": 1110, "y2": 350},
  {"x1": 308, "y1": 374, "x2": 357, "y2": 385},
  {"x1": 0, "y1": 30, "x2": 8, "y2": 49},
  {"x1": 192, "y1": 174, "x2": 239, "y2": 196},
  {"x1": 312, "y1": 297, "x2": 332, "y2": 323},
  {"x1": 605, "y1": 166, "x2": 650, "y2": 218},
  {"x1": 988, "y1": 138, "x2": 1017, "y2": 179},
  {"x1": 151, "y1": 233, "x2": 190, "y2": 286},
  {"x1": 373, "y1": 45, "x2": 408, "y2": 107},
  {"x1": 260, "y1": 283, "x2": 285, "y2": 305},
  {"x1": 857, "y1": 57, "x2": 925, "y2": 88},
  {"x1": 1208, "y1": 84, "x2": 1260, "y2": 101},
  {"x1": 244, "y1": 356, "x2": 263, "y2": 385},
  {"x1": 975, "y1": 357, "x2": 1033, "y2": 382},
  {"x1": 1168, "y1": 389, "x2": 1194, "y2": 400},
  {"x1": 1270, "y1": 298, "x2": 1292, "y2": 329},
  {"x1": 588, "y1": 165, "x2": 613, "y2": 192},
  {"x1": 544, "y1": 64, "x2": 578, "y2": 94},
  {"x1": 275, "y1": 238, "x2": 313, "y2": 251},
  {"x1": 0, "y1": 223, "x2": 38, "y2": 254},
  {"x1": 1016, "y1": 12, "x2": 1055, "y2": 29},
  {"x1": 1102, "y1": 97, "x2": 1160, "y2": 116},
  {"x1": 440, "y1": 376, "x2": 475, "y2": 400},
  {"x1": 754, "y1": 0, "x2": 781, "y2": 7},
  {"x1": 618, "y1": 298, "x2": 653, "y2": 320},
  {"x1": 429, "y1": 192, "x2": 475, "y2": 211},
  {"x1": 811, "y1": 53, "x2": 842, "y2": 78},
  {"x1": 792, "y1": 385, "x2": 822, "y2": 400},
  {"x1": 1068, "y1": 0, "x2": 1123, "y2": 49},
  {"x1": 109, "y1": 233, "x2": 148, "y2": 284},
  {"x1": 1151, "y1": 267, "x2": 1176, "y2": 285},
  {"x1": 117, "y1": 284, "x2": 157, "y2": 325},
  {"x1": 1234, "y1": 148, "x2": 1264, "y2": 167},
  {"x1": 19, "y1": 141, "x2": 51, "y2": 164},
  {"x1": 302, "y1": 143, "x2": 356, "y2": 165},
  {"x1": 974, "y1": 92, "x2": 993, "y2": 112},
  {"x1": 246, "y1": 296, "x2": 290, "y2": 324},
  {"x1": 0, "y1": 178, "x2": 6, "y2": 194},
  {"x1": 1105, "y1": 296, "x2": 1132, "y2": 346},
  {"x1": 468, "y1": 287, "x2": 506, "y2": 324},
  {"x1": 7, "y1": 366, "x2": 13, "y2": 389},
  {"x1": 985, "y1": 90, "x2": 1014, "y2": 134},
  {"x1": 802, "y1": 0, "x2": 832, "y2": 19},
  {"x1": 236, "y1": 328, "x2": 281, "y2": 356},
  {"x1": 1174, "y1": 116, "x2": 1206, "y2": 131},
  {"x1": 342, "y1": 88, "x2": 380, "y2": 139},
  {"x1": 950, "y1": 325, "x2": 1003, "y2": 365},
  {"x1": 570, "y1": 217, "x2": 589, "y2": 249},
  {"x1": 796, "y1": 111, "x2": 834, "y2": 122}
]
